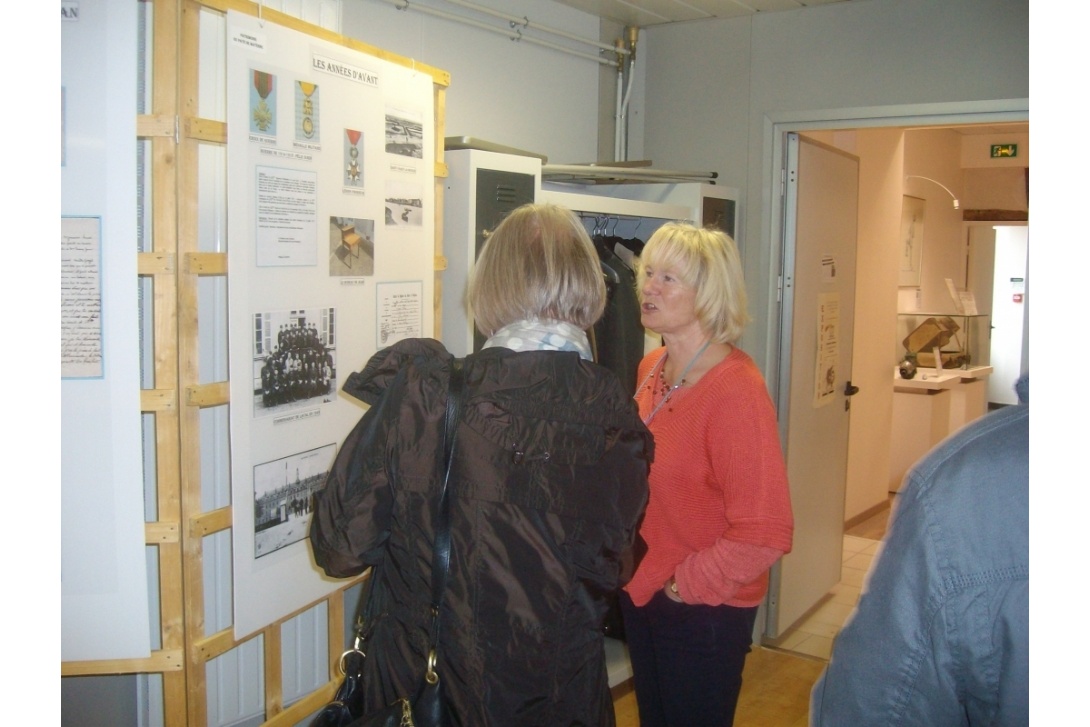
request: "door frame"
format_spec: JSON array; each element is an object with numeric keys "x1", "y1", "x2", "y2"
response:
[
  {"x1": 757, "y1": 99, "x2": 1029, "y2": 641},
  {"x1": 761, "y1": 100, "x2": 1029, "y2": 398}
]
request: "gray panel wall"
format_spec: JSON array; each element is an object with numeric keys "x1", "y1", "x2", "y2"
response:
[
  {"x1": 343, "y1": 0, "x2": 604, "y2": 165},
  {"x1": 639, "y1": 0, "x2": 1029, "y2": 368}
]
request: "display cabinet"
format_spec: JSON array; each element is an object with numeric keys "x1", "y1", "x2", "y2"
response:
[
  {"x1": 896, "y1": 313, "x2": 990, "y2": 369},
  {"x1": 443, "y1": 148, "x2": 543, "y2": 356}
]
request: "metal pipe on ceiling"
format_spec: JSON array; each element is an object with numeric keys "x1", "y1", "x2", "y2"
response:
[
  {"x1": 377, "y1": 0, "x2": 620, "y2": 68},
  {"x1": 440, "y1": 0, "x2": 629, "y2": 57}
]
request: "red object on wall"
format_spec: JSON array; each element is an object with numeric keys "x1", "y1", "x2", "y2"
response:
[{"x1": 1013, "y1": 294, "x2": 1023, "y2": 303}]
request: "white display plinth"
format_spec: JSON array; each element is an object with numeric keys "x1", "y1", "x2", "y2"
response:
[{"x1": 889, "y1": 366, "x2": 992, "y2": 492}]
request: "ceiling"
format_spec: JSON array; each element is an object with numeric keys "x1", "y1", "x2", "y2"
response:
[{"x1": 549, "y1": 0, "x2": 859, "y2": 29}]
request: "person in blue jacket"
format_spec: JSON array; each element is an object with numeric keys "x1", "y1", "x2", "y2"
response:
[{"x1": 811, "y1": 375, "x2": 1028, "y2": 726}]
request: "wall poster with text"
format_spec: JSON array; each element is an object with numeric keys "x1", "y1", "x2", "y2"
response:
[{"x1": 226, "y1": 11, "x2": 435, "y2": 638}]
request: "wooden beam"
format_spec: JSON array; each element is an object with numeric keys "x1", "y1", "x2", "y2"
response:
[
  {"x1": 209, "y1": 0, "x2": 451, "y2": 86},
  {"x1": 177, "y1": 2, "x2": 210, "y2": 724},
  {"x1": 137, "y1": 114, "x2": 177, "y2": 138},
  {"x1": 326, "y1": 589, "x2": 346, "y2": 680},
  {"x1": 962, "y1": 209, "x2": 1028, "y2": 222},
  {"x1": 146, "y1": 521, "x2": 180, "y2": 544},
  {"x1": 148, "y1": 2, "x2": 187, "y2": 724},
  {"x1": 61, "y1": 649, "x2": 184, "y2": 676},
  {"x1": 138, "y1": 251, "x2": 176, "y2": 275},
  {"x1": 262, "y1": 683, "x2": 339, "y2": 727},
  {"x1": 185, "y1": 117, "x2": 227, "y2": 144},
  {"x1": 264, "y1": 624, "x2": 285, "y2": 718},
  {"x1": 194, "y1": 626, "x2": 238, "y2": 663},
  {"x1": 185, "y1": 251, "x2": 227, "y2": 275},
  {"x1": 185, "y1": 381, "x2": 230, "y2": 407},
  {"x1": 141, "y1": 389, "x2": 177, "y2": 412},
  {"x1": 191, "y1": 506, "x2": 232, "y2": 537}
]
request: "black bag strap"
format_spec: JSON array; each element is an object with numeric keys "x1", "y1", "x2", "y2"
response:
[{"x1": 423, "y1": 358, "x2": 463, "y2": 685}]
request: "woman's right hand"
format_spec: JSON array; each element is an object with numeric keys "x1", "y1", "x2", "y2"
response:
[{"x1": 664, "y1": 577, "x2": 684, "y2": 603}]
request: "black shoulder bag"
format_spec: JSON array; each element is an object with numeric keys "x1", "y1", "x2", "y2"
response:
[{"x1": 310, "y1": 359, "x2": 464, "y2": 727}]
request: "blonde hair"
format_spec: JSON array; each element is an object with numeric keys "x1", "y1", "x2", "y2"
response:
[
  {"x1": 468, "y1": 203, "x2": 606, "y2": 335},
  {"x1": 636, "y1": 221, "x2": 750, "y2": 344}
]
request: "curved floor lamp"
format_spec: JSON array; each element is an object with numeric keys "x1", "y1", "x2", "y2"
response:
[{"x1": 905, "y1": 175, "x2": 960, "y2": 209}]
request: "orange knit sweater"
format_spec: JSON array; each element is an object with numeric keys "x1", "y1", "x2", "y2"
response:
[{"x1": 624, "y1": 347, "x2": 794, "y2": 608}]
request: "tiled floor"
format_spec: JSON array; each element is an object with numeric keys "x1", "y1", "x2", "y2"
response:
[{"x1": 765, "y1": 534, "x2": 883, "y2": 660}]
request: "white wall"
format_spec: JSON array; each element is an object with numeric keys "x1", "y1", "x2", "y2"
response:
[
  {"x1": 845, "y1": 128, "x2": 905, "y2": 522},
  {"x1": 342, "y1": 0, "x2": 607, "y2": 165},
  {"x1": 902, "y1": 128, "x2": 971, "y2": 312},
  {"x1": 989, "y1": 226, "x2": 1029, "y2": 404}
]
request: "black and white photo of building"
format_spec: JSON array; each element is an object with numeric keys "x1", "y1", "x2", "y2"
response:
[{"x1": 253, "y1": 443, "x2": 336, "y2": 558}]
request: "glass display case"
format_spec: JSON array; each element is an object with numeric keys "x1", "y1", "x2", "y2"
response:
[{"x1": 896, "y1": 313, "x2": 990, "y2": 369}]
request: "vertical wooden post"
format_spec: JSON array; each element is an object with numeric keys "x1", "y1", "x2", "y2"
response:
[
  {"x1": 434, "y1": 85, "x2": 448, "y2": 339},
  {"x1": 151, "y1": 0, "x2": 188, "y2": 724},
  {"x1": 176, "y1": 1, "x2": 210, "y2": 724}
]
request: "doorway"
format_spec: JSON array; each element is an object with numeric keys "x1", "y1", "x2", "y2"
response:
[
  {"x1": 760, "y1": 103, "x2": 1029, "y2": 646},
  {"x1": 967, "y1": 223, "x2": 1030, "y2": 406}
]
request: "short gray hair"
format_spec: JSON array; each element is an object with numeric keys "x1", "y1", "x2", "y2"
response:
[{"x1": 468, "y1": 203, "x2": 606, "y2": 335}]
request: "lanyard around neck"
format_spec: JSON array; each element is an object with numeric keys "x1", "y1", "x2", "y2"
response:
[{"x1": 636, "y1": 339, "x2": 711, "y2": 425}]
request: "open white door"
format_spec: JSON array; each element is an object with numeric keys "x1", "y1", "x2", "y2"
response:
[{"x1": 765, "y1": 133, "x2": 860, "y2": 638}]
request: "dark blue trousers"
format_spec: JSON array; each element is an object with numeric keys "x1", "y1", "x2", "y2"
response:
[{"x1": 619, "y1": 590, "x2": 758, "y2": 727}]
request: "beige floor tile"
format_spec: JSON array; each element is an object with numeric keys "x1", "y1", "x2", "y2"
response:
[
  {"x1": 794, "y1": 617, "x2": 840, "y2": 639},
  {"x1": 785, "y1": 633, "x2": 834, "y2": 660},
  {"x1": 829, "y1": 582, "x2": 861, "y2": 606},
  {"x1": 808, "y1": 600, "x2": 855, "y2": 628},
  {"x1": 839, "y1": 566, "x2": 866, "y2": 588},
  {"x1": 774, "y1": 627, "x2": 813, "y2": 651},
  {"x1": 842, "y1": 534, "x2": 873, "y2": 553},
  {"x1": 842, "y1": 551, "x2": 873, "y2": 572}
]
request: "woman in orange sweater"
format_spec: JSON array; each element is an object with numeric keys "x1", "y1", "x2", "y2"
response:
[{"x1": 620, "y1": 222, "x2": 794, "y2": 727}]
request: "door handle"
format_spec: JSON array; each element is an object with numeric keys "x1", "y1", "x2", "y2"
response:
[{"x1": 844, "y1": 381, "x2": 860, "y2": 397}]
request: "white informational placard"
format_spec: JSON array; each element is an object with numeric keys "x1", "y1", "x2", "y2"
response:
[
  {"x1": 61, "y1": 0, "x2": 151, "y2": 661},
  {"x1": 61, "y1": 217, "x2": 104, "y2": 378},
  {"x1": 226, "y1": 11, "x2": 435, "y2": 638},
  {"x1": 814, "y1": 292, "x2": 840, "y2": 408}
]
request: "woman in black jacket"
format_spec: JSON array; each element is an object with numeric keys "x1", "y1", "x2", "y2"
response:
[{"x1": 310, "y1": 203, "x2": 652, "y2": 726}]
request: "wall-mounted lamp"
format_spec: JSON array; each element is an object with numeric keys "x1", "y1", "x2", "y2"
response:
[{"x1": 905, "y1": 175, "x2": 960, "y2": 209}]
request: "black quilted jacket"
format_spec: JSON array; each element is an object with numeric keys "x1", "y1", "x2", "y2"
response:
[{"x1": 310, "y1": 338, "x2": 652, "y2": 726}]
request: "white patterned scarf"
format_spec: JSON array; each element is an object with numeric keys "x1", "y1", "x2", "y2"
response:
[{"x1": 482, "y1": 318, "x2": 593, "y2": 361}]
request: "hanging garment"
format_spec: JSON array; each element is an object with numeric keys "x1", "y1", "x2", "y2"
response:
[{"x1": 592, "y1": 235, "x2": 645, "y2": 397}]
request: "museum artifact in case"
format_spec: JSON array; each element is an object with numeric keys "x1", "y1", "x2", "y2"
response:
[{"x1": 897, "y1": 313, "x2": 990, "y2": 369}]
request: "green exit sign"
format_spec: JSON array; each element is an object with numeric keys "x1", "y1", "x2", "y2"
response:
[{"x1": 990, "y1": 144, "x2": 1018, "y2": 158}]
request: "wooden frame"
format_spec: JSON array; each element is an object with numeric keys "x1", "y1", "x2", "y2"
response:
[{"x1": 60, "y1": 2, "x2": 449, "y2": 724}]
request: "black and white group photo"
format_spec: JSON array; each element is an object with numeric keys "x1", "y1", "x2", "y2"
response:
[{"x1": 252, "y1": 307, "x2": 338, "y2": 416}]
